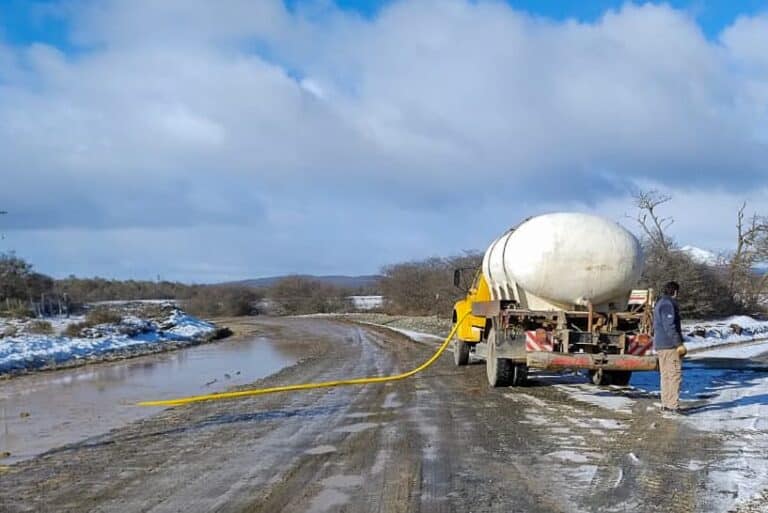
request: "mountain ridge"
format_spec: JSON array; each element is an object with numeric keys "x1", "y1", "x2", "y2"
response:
[{"x1": 221, "y1": 274, "x2": 382, "y2": 290}]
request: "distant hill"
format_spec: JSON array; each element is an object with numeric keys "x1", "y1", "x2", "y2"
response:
[
  {"x1": 680, "y1": 245, "x2": 720, "y2": 266},
  {"x1": 223, "y1": 275, "x2": 382, "y2": 291}
]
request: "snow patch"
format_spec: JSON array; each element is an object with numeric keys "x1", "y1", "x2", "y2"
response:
[
  {"x1": 554, "y1": 384, "x2": 634, "y2": 414},
  {"x1": 678, "y1": 368, "x2": 768, "y2": 509},
  {"x1": 386, "y1": 326, "x2": 443, "y2": 342},
  {"x1": 0, "y1": 309, "x2": 216, "y2": 374},
  {"x1": 683, "y1": 316, "x2": 768, "y2": 353},
  {"x1": 691, "y1": 340, "x2": 768, "y2": 359},
  {"x1": 680, "y1": 245, "x2": 720, "y2": 265}
]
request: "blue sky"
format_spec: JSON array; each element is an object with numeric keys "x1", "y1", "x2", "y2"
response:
[
  {"x1": 1, "y1": 0, "x2": 767, "y2": 282},
  {"x1": 3, "y1": 1, "x2": 766, "y2": 48},
  {"x1": 329, "y1": 0, "x2": 768, "y2": 36}
]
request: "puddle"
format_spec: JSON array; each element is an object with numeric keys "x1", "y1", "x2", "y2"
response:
[{"x1": 0, "y1": 336, "x2": 295, "y2": 463}]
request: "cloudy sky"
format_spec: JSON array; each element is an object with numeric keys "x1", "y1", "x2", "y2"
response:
[{"x1": 1, "y1": 0, "x2": 767, "y2": 282}]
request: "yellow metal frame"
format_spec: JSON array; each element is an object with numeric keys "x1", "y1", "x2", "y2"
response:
[{"x1": 452, "y1": 269, "x2": 491, "y2": 343}]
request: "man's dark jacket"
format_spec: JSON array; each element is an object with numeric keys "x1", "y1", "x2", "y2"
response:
[{"x1": 653, "y1": 295, "x2": 683, "y2": 350}]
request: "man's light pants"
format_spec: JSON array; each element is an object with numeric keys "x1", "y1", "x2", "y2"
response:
[{"x1": 658, "y1": 349, "x2": 681, "y2": 410}]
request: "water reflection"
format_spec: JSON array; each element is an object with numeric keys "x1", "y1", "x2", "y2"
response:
[{"x1": 0, "y1": 335, "x2": 294, "y2": 463}]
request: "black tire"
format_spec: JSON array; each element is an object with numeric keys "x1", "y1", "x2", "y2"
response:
[
  {"x1": 589, "y1": 368, "x2": 609, "y2": 386},
  {"x1": 453, "y1": 337, "x2": 470, "y2": 366},
  {"x1": 486, "y1": 328, "x2": 512, "y2": 387},
  {"x1": 589, "y1": 369, "x2": 632, "y2": 386},
  {"x1": 607, "y1": 371, "x2": 632, "y2": 387},
  {"x1": 511, "y1": 364, "x2": 528, "y2": 386}
]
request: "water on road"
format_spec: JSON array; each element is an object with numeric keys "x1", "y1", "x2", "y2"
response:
[{"x1": 0, "y1": 335, "x2": 295, "y2": 463}]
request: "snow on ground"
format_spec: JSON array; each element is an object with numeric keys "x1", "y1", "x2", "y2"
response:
[
  {"x1": 357, "y1": 322, "x2": 445, "y2": 343},
  {"x1": 679, "y1": 364, "x2": 768, "y2": 509},
  {"x1": 552, "y1": 382, "x2": 634, "y2": 414},
  {"x1": 683, "y1": 316, "x2": 768, "y2": 352},
  {"x1": 0, "y1": 309, "x2": 216, "y2": 374},
  {"x1": 689, "y1": 340, "x2": 768, "y2": 359},
  {"x1": 385, "y1": 326, "x2": 443, "y2": 343},
  {"x1": 624, "y1": 340, "x2": 768, "y2": 510}
]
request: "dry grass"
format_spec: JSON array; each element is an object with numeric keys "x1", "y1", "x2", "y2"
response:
[
  {"x1": 85, "y1": 308, "x2": 123, "y2": 326},
  {"x1": 26, "y1": 320, "x2": 54, "y2": 335}
]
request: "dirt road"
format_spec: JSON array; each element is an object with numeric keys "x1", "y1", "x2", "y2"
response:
[{"x1": 1, "y1": 317, "x2": 766, "y2": 512}]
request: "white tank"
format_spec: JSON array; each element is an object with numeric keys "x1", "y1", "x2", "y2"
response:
[{"x1": 482, "y1": 213, "x2": 643, "y2": 310}]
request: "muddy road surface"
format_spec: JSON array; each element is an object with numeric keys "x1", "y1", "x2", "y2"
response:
[{"x1": 1, "y1": 317, "x2": 767, "y2": 513}]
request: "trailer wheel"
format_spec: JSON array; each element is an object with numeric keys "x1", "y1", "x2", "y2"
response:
[
  {"x1": 589, "y1": 369, "x2": 609, "y2": 386},
  {"x1": 607, "y1": 371, "x2": 632, "y2": 387},
  {"x1": 453, "y1": 338, "x2": 470, "y2": 366},
  {"x1": 486, "y1": 329, "x2": 512, "y2": 387},
  {"x1": 511, "y1": 364, "x2": 528, "y2": 386},
  {"x1": 589, "y1": 369, "x2": 632, "y2": 386}
]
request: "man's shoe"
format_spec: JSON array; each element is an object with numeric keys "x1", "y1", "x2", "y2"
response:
[{"x1": 661, "y1": 406, "x2": 682, "y2": 415}]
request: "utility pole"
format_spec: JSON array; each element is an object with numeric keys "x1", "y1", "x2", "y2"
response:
[{"x1": 0, "y1": 210, "x2": 6, "y2": 240}]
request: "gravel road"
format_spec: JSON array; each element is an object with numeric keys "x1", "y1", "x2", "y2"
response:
[{"x1": 0, "y1": 317, "x2": 765, "y2": 513}]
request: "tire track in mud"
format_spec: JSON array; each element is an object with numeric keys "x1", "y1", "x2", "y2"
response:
[
  {"x1": 490, "y1": 377, "x2": 721, "y2": 513},
  {"x1": 1, "y1": 318, "x2": 752, "y2": 513}
]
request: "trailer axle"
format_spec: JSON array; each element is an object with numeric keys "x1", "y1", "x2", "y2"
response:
[{"x1": 526, "y1": 352, "x2": 658, "y2": 371}]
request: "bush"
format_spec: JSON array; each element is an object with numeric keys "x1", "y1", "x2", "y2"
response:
[
  {"x1": 64, "y1": 322, "x2": 87, "y2": 338},
  {"x1": 26, "y1": 320, "x2": 54, "y2": 335},
  {"x1": 85, "y1": 308, "x2": 123, "y2": 326},
  {"x1": 183, "y1": 286, "x2": 263, "y2": 318},
  {"x1": 266, "y1": 276, "x2": 349, "y2": 315},
  {"x1": 380, "y1": 252, "x2": 482, "y2": 317}
]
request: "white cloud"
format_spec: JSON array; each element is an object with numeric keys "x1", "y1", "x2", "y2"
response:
[{"x1": 1, "y1": 0, "x2": 768, "y2": 279}]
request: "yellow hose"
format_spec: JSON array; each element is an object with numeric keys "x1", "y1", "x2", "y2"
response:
[{"x1": 137, "y1": 314, "x2": 469, "y2": 407}]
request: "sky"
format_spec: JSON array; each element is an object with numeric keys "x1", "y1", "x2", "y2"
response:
[{"x1": 0, "y1": 0, "x2": 767, "y2": 282}]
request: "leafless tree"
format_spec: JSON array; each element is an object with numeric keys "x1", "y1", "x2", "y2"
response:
[
  {"x1": 728, "y1": 202, "x2": 768, "y2": 310},
  {"x1": 632, "y1": 190, "x2": 674, "y2": 252},
  {"x1": 631, "y1": 190, "x2": 740, "y2": 317},
  {"x1": 380, "y1": 252, "x2": 482, "y2": 317}
]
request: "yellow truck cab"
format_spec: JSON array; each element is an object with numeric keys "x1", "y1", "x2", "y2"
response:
[{"x1": 451, "y1": 268, "x2": 492, "y2": 365}]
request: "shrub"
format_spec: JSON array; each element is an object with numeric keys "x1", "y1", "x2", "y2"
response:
[
  {"x1": 64, "y1": 322, "x2": 87, "y2": 338},
  {"x1": 85, "y1": 308, "x2": 123, "y2": 326},
  {"x1": 183, "y1": 286, "x2": 263, "y2": 318},
  {"x1": 380, "y1": 252, "x2": 482, "y2": 317},
  {"x1": 26, "y1": 320, "x2": 54, "y2": 335},
  {"x1": 267, "y1": 277, "x2": 349, "y2": 315}
]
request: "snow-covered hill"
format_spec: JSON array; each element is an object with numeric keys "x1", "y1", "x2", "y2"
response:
[{"x1": 680, "y1": 245, "x2": 720, "y2": 266}]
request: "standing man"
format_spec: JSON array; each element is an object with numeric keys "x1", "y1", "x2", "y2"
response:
[{"x1": 653, "y1": 281, "x2": 684, "y2": 413}]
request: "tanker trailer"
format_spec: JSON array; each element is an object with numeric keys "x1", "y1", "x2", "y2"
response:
[{"x1": 451, "y1": 212, "x2": 656, "y2": 387}]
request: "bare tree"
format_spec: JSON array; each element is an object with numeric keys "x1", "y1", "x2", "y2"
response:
[
  {"x1": 380, "y1": 252, "x2": 482, "y2": 316},
  {"x1": 632, "y1": 190, "x2": 674, "y2": 252},
  {"x1": 728, "y1": 202, "x2": 768, "y2": 310}
]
